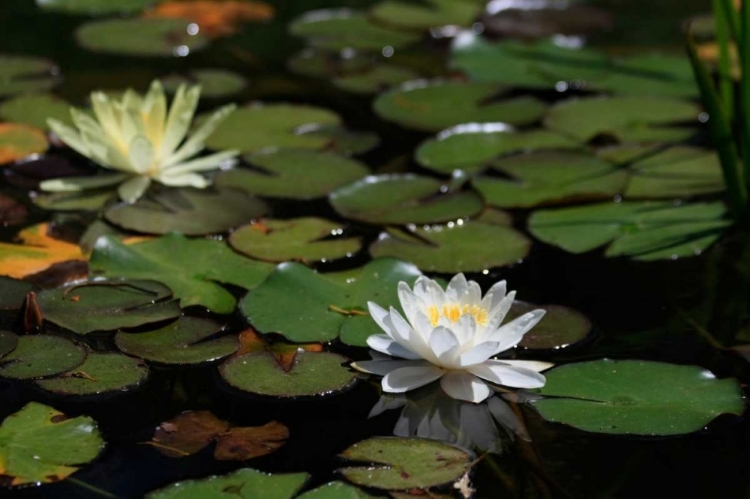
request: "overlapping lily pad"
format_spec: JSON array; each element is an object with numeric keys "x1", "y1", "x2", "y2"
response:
[
  {"x1": 507, "y1": 302, "x2": 592, "y2": 350},
  {"x1": 90, "y1": 234, "x2": 274, "y2": 314},
  {"x1": 116, "y1": 316, "x2": 238, "y2": 366},
  {"x1": 36, "y1": 353, "x2": 149, "y2": 396},
  {"x1": 335, "y1": 65, "x2": 421, "y2": 95},
  {"x1": 338, "y1": 437, "x2": 472, "y2": 490},
  {"x1": 374, "y1": 81, "x2": 547, "y2": 132},
  {"x1": 230, "y1": 218, "x2": 362, "y2": 263},
  {"x1": 329, "y1": 174, "x2": 483, "y2": 225},
  {"x1": 32, "y1": 187, "x2": 116, "y2": 212},
  {"x1": 163, "y1": 69, "x2": 247, "y2": 98},
  {"x1": 0, "y1": 277, "x2": 33, "y2": 310},
  {"x1": 298, "y1": 482, "x2": 377, "y2": 499},
  {"x1": 36, "y1": 0, "x2": 152, "y2": 14},
  {"x1": 0, "y1": 124, "x2": 49, "y2": 164},
  {"x1": 0, "y1": 55, "x2": 58, "y2": 97},
  {"x1": 215, "y1": 150, "x2": 369, "y2": 200},
  {"x1": 240, "y1": 258, "x2": 422, "y2": 343},
  {"x1": 528, "y1": 200, "x2": 731, "y2": 260},
  {"x1": 533, "y1": 359, "x2": 744, "y2": 435},
  {"x1": 145, "y1": 469, "x2": 309, "y2": 499},
  {"x1": 0, "y1": 402, "x2": 104, "y2": 486},
  {"x1": 0, "y1": 93, "x2": 73, "y2": 130},
  {"x1": 596, "y1": 53, "x2": 699, "y2": 98},
  {"x1": 369, "y1": 0, "x2": 483, "y2": 30},
  {"x1": 0, "y1": 335, "x2": 87, "y2": 380}
]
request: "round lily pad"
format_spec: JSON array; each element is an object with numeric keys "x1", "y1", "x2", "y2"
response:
[
  {"x1": 298, "y1": 482, "x2": 378, "y2": 499},
  {"x1": 145, "y1": 469, "x2": 309, "y2": 499},
  {"x1": 76, "y1": 18, "x2": 209, "y2": 57},
  {"x1": 374, "y1": 80, "x2": 547, "y2": 132},
  {"x1": 0, "y1": 93, "x2": 72, "y2": 130},
  {"x1": 0, "y1": 55, "x2": 58, "y2": 97},
  {"x1": 0, "y1": 276, "x2": 33, "y2": 310},
  {"x1": 0, "y1": 124, "x2": 49, "y2": 165},
  {"x1": 0, "y1": 335, "x2": 87, "y2": 380},
  {"x1": 596, "y1": 53, "x2": 699, "y2": 99},
  {"x1": 104, "y1": 188, "x2": 268, "y2": 236},
  {"x1": 36, "y1": 0, "x2": 152, "y2": 14},
  {"x1": 544, "y1": 96, "x2": 701, "y2": 143},
  {"x1": 37, "y1": 280, "x2": 182, "y2": 335},
  {"x1": 533, "y1": 359, "x2": 745, "y2": 435},
  {"x1": 163, "y1": 69, "x2": 247, "y2": 98},
  {"x1": 329, "y1": 174, "x2": 484, "y2": 225},
  {"x1": 369, "y1": 0, "x2": 483, "y2": 30},
  {"x1": 0, "y1": 402, "x2": 104, "y2": 486},
  {"x1": 35, "y1": 352, "x2": 149, "y2": 396},
  {"x1": 307, "y1": 125, "x2": 380, "y2": 156},
  {"x1": 338, "y1": 437, "x2": 471, "y2": 490},
  {"x1": 506, "y1": 302, "x2": 592, "y2": 350},
  {"x1": 215, "y1": 149, "x2": 369, "y2": 200},
  {"x1": 230, "y1": 218, "x2": 362, "y2": 263},
  {"x1": 334, "y1": 65, "x2": 421, "y2": 95},
  {"x1": 220, "y1": 351, "x2": 357, "y2": 398},
  {"x1": 116, "y1": 316, "x2": 239, "y2": 366},
  {"x1": 0, "y1": 330, "x2": 18, "y2": 358}
]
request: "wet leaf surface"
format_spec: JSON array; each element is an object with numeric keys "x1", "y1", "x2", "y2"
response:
[
  {"x1": 507, "y1": 301, "x2": 592, "y2": 350},
  {"x1": 0, "y1": 330, "x2": 18, "y2": 358},
  {"x1": 0, "y1": 223, "x2": 84, "y2": 279},
  {"x1": 0, "y1": 124, "x2": 48, "y2": 164},
  {"x1": 0, "y1": 93, "x2": 72, "y2": 130},
  {"x1": 0, "y1": 54, "x2": 58, "y2": 97},
  {"x1": 36, "y1": 352, "x2": 149, "y2": 396},
  {"x1": 145, "y1": 468, "x2": 309, "y2": 499},
  {"x1": 0, "y1": 335, "x2": 87, "y2": 380}
]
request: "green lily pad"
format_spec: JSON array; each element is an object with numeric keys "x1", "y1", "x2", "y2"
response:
[
  {"x1": 416, "y1": 128, "x2": 580, "y2": 174},
  {"x1": 288, "y1": 49, "x2": 372, "y2": 78},
  {"x1": 116, "y1": 317, "x2": 238, "y2": 366},
  {"x1": 0, "y1": 55, "x2": 58, "y2": 97},
  {"x1": 624, "y1": 146, "x2": 724, "y2": 199},
  {"x1": 89, "y1": 234, "x2": 275, "y2": 314},
  {"x1": 36, "y1": 0, "x2": 151, "y2": 14},
  {"x1": 334, "y1": 65, "x2": 421, "y2": 95},
  {"x1": 338, "y1": 437, "x2": 471, "y2": 490},
  {"x1": 163, "y1": 69, "x2": 247, "y2": 98},
  {"x1": 0, "y1": 124, "x2": 49, "y2": 164},
  {"x1": 544, "y1": 96, "x2": 701, "y2": 143},
  {"x1": 474, "y1": 151, "x2": 628, "y2": 208},
  {"x1": 35, "y1": 353, "x2": 149, "y2": 396},
  {"x1": 0, "y1": 335, "x2": 87, "y2": 380},
  {"x1": 32, "y1": 188, "x2": 116, "y2": 212},
  {"x1": 596, "y1": 53, "x2": 699, "y2": 99},
  {"x1": 104, "y1": 188, "x2": 268, "y2": 236},
  {"x1": 369, "y1": 211, "x2": 531, "y2": 273},
  {"x1": 0, "y1": 93, "x2": 73, "y2": 130},
  {"x1": 506, "y1": 302, "x2": 592, "y2": 350},
  {"x1": 215, "y1": 150, "x2": 369, "y2": 200},
  {"x1": 37, "y1": 280, "x2": 181, "y2": 335},
  {"x1": 374, "y1": 81, "x2": 547, "y2": 132},
  {"x1": 204, "y1": 103, "x2": 342, "y2": 154},
  {"x1": 369, "y1": 0, "x2": 483, "y2": 30},
  {"x1": 329, "y1": 174, "x2": 484, "y2": 225},
  {"x1": 528, "y1": 201, "x2": 731, "y2": 261},
  {"x1": 220, "y1": 351, "x2": 357, "y2": 398},
  {"x1": 145, "y1": 468, "x2": 309, "y2": 499},
  {"x1": 533, "y1": 359, "x2": 745, "y2": 435},
  {"x1": 289, "y1": 9, "x2": 420, "y2": 51},
  {"x1": 240, "y1": 258, "x2": 422, "y2": 343},
  {"x1": 297, "y1": 482, "x2": 377, "y2": 499},
  {"x1": 306, "y1": 125, "x2": 380, "y2": 156},
  {"x1": 0, "y1": 276, "x2": 33, "y2": 310},
  {"x1": 76, "y1": 18, "x2": 209, "y2": 57},
  {"x1": 230, "y1": 218, "x2": 362, "y2": 263},
  {"x1": 0, "y1": 330, "x2": 18, "y2": 358},
  {"x1": 0, "y1": 402, "x2": 104, "y2": 486}
]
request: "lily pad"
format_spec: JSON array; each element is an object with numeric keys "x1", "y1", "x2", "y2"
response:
[
  {"x1": 145, "y1": 468, "x2": 309, "y2": 499},
  {"x1": 37, "y1": 0, "x2": 151, "y2": 14},
  {"x1": 230, "y1": 218, "x2": 363, "y2": 263},
  {"x1": 0, "y1": 93, "x2": 73, "y2": 130},
  {"x1": 298, "y1": 482, "x2": 377, "y2": 499},
  {"x1": 416, "y1": 127, "x2": 580, "y2": 174},
  {"x1": 506, "y1": 302, "x2": 592, "y2": 350},
  {"x1": 0, "y1": 335, "x2": 86, "y2": 380},
  {"x1": 0, "y1": 124, "x2": 49, "y2": 165},
  {"x1": 0, "y1": 276, "x2": 33, "y2": 310},
  {"x1": 220, "y1": 351, "x2": 357, "y2": 398},
  {"x1": 35, "y1": 353, "x2": 149, "y2": 396},
  {"x1": 543, "y1": 96, "x2": 701, "y2": 143},
  {"x1": 104, "y1": 188, "x2": 268, "y2": 236},
  {"x1": 533, "y1": 359, "x2": 745, "y2": 435},
  {"x1": 163, "y1": 69, "x2": 247, "y2": 99},
  {"x1": 215, "y1": 149, "x2": 369, "y2": 200},
  {"x1": 289, "y1": 9, "x2": 420, "y2": 51},
  {"x1": 596, "y1": 53, "x2": 699, "y2": 99},
  {"x1": 76, "y1": 18, "x2": 209, "y2": 57},
  {"x1": 0, "y1": 330, "x2": 18, "y2": 358},
  {"x1": 116, "y1": 316, "x2": 238, "y2": 366},
  {"x1": 474, "y1": 151, "x2": 628, "y2": 208},
  {"x1": 90, "y1": 234, "x2": 274, "y2": 314},
  {"x1": 204, "y1": 103, "x2": 342, "y2": 154},
  {"x1": 338, "y1": 437, "x2": 471, "y2": 490},
  {"x1": 528, "y1": 200, "x2": 731, "y2": 260},
  {"x1": 0, "y1": 55, "x2": 58, "y2": 97},
  {"x1": 334, "y1": 65, "x2": 421, "y2": 95},
  {"x1": 329, "y1": 174, "x2": 484, "y2": 225},
  {"x1": 369, "y1": 0, "x2": 483, "y2": 30},
  {"x1": 0, "y1": 223, "x2": 85, "y2": 279},
  {"x1": 374, "y1": 80, "x2": 547, "y2": 132},
  {"x1": 32, "y1": 188, "x2": 116, "y2": 212},
  {"x1": 0, "y1": 402, "x2": 104, "y2": 486},
  {"x1": 240, "y1": 258, "x2": 422, "y2": 343},
  {"x1": 306, "y1": 126, "x2": 380, "y2": 156},
  {"x1": 37, "y1": 280, "x2": 181, "y2": 335}
]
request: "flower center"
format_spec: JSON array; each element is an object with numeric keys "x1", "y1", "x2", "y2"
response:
[{"x1": 427, "y1": 304, "x2": 488, "y2": 327}]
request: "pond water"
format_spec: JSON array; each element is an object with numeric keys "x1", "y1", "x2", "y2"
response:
[{"x1": 1, "y1": 0, "x2": 749, "y2": 498}]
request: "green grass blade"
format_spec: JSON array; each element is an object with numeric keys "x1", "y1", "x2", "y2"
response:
[
  {"x1": 741, "y1": 0, "x2": 750, "y2": 191},
  {"x1": 714, "y1": 0, "x2": 735, "y2": 121},
  {"x1": 718, "y1": 0, "x2": 740, "y2": 40}
]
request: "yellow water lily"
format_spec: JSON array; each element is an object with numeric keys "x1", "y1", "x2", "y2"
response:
[{"x1": 41, "y1": 80, "x2": 238, "y2": 203}]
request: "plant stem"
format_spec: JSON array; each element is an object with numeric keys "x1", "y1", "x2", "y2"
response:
[
  {"x1": 740, "y1": 0, "x2": 750, "y2": 191},
  {"x1": 714, "y1": 0, "x2": 735, "y2": 121}
]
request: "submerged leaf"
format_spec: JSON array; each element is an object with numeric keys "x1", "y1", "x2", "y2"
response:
[{"x1": 145, "y1": 468, "x2": 309, "y2": 499}]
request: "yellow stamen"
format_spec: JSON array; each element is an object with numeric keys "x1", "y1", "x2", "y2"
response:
[{"x1": 427, "y1": 304, "x2": 488, "y2": 327}]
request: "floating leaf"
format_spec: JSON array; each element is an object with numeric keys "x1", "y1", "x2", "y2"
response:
[
  {"x1": 144, "y1": 1, "x2": 275, "y2": 38},
  {"x1": 220, "y1": 351, "x2": 357, "y2": 398},
  {"x1": 0, "y1": 93, "x2": 73, "y2": 130},
  {"x1": 90, "y1": 234, "x2": 274, "y2": 314},
  {"x1": 0, "y1": 223, "x2": 84, "y2": 279},
  {"x1": 370, "y1": 211, "x2": 531, "y2": 273},
  {"x1": 116, "y1": 316, "x2": 238, "y2": 366},
  {"x1": 76, "y1": 18, "x2": 209, "y2": 57},
  {"x1": 215, "y1": 423, "x2": 289, "y2": 461},
  {"x1": 506, "y1": 302, "x2": 592, "y2": 350},
  {"x1": 32, "y1": 187, "x2": 116, "y2": 212},
  {"x1": 145, "y1": 468, "x2": 309, "y2": 499},
  {"x1": 481, "y1": 3, "x2": 612, "y2": 39},
  {"x1": 474, "y1": 151, "x2": 627, "y2": 209},
  {"x1": 533, "y1": 359, "x2": 745, "y2": 435},
  {"x1": 240, "y1": 258, "x2": 422, "y2": 343},
  {"x1": 0, "y1": 330, "x2": 18, "y2": 358},
  {"x1": 0, "y1": 55, "x2": 58, "y2": 97},
  {"x1": 306, "y1": 126, "x2": 380, "y2": 156},
  {"x1": 163, "y1": 69, "x2": 247, "y2": 98},
  {"x1": 0, "y1": 335, "x2": 86, "y2": 380},
  {"x1": 528, "y1": 201, "x2": 731, "y2": 260},
  {"x1": 297, "y1": 482, "x2": 377, "y2": 499},
  {"x1": 37, "y1": 280, "x2": 181, "y2": 335},
  {"x1": 230, "y1": 218, "x2": 362, "y2": 263},
  {"x1": 334, "y1": 65, "x2": 421, "y2": 95},
  {"x1": 0, "y1": 124, "x2": 48, "y2": 165},
  {"x1": 338, "y1": 437, "x2": 471, "y2": 490},
  {"x1": 374, "y1": 81, "x2": 546, "y2": 132},
  {"x1": 595, "y1": 53, "x2": 699, "y2": 98},
  {"x1": 369, "y1": 0, "x2": 483, "y2": 30},
  {"x1": 0, "y1": 402, "x2": 104, "y2": 486},
  {"x1": 215, "y1": 150, "x2": 369, "y2": 200},
  {"x1": 0, "y1": 277, "x2": 33, "y2": 310},
  {"x1": 36, "y1": 353, "x2": 149, "y2": 396},
  {"x1": 329, "y1": 174, "x2": 484, "y2": 225}
]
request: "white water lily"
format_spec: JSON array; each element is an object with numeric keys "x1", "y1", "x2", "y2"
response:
[
  {"x1": 40, "y1": 80, "x2": 239, "y2": 203},
  {"x1": 353, "y1": 274, "x2": 552, "y2": 403}
]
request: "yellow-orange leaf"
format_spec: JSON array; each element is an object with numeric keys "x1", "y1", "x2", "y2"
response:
[
  {"x1": 143, "y1": 1, "x2": 275, "y2": 38},
  {"x1": 0, "y1": 223, "x2": 85, "y2": 279}
]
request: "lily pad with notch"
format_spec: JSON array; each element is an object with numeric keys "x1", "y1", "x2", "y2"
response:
[
  {"x1": 35, "y1": 352, "x2": 149, "y2": 396},
  {"x1": 369, "y1": 0, "x2": 484, "y2": 30},
  {"x1": 0, "y1": 335, "x2": 87, "y2": 380},
  {"x1": 145, "y1": 468, "x2": 309, "y2": 499},
  {"x1": 0, "y1": 55, "x2": 59, "y2": 97},
  {"x1": 0, "y1": 93, "x2": 73, "y2": 130},
  {"x1": 0, "y1": 276, "x2": 34, "y2": 310},
  {"x1": 506, "y1": 301, "x2": 592, "y2": 351}
]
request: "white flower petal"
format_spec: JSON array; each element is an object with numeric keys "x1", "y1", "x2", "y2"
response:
[
  {"x1": 117, "y1": 175, "x2": 151, "y2": 203},
  {"x1": 429, "y1": 326, "x2": 460, "y2": 366},
  {"x1": 353, "y1": 359, "x2": 430, "y2": 376},
  {"x1": 367, "y1": 301, "x2": 392, "y2": 337},
  {"x1": 413, "y1": 276, "x2": 445, "y2": 306},
  {"x1": 367, "y1": 334, "x2": 421, "y2": 360},
  {"x1": 48, "y1": 118, "x2": 91, "y2": 158},
  {"x1": 466, "y1": 280, "x2": 482, "y2": 305},
  {"x1": 488, "y1": 309, "x2": 546, "y2": 354},
  {"x1": 142, "y1": 80, "x2": 167, "y2": 150},
  {"x1": 155, "y1": 172, "x2": 209, "y2": 188},
  {"x1": 498, "y1": 360, "x2": 554, "y2": 372},
  {"x1": 388, "y1": 307, "x2": 415, "y2": 345},
  {"x1": 164, "y1": 150, "x2": 238, "y2": 176},
  {"x1": 397, "y1": 281, "x2": 418, "y2": 323},
  {"x1": 40, "y1": 173, "x2": 129, "y2": 192},
  {"x1": 159, "y1": 84, "x2": 200, "y2": 158},
  {"x1": 487, "y1": 280, "x2": 507, "y2": 309},
  {"x1": 459, "y1": 341, "x2": 500, "y2": 367},
  {"x1": 128, "y1": 135, "x2": 154, "y2": 174},
  {"x1": 440, "y1": 371, "x2": 492, "y2": 403},
  {"x1": 468, "y1": 360, "x2": 546, "y2": 389},
  {"x1": 453, "y1": 313, "x2": 475, "y2": 345},
  {"x1": 368, "y1": 394, "x2": 408, "y2": 418},
  {"x1": 167, "y1": 103, "x2": 237, "y2": 167},
  {"x1": 446, "y1": 273, "x2": 468, "y2": 302},
  {"x1": 382, "y1": 366, "x2": 445, "y2": 393},
  {"x1": 482, "y1": 291, "x2": 516, "y2": 337}
]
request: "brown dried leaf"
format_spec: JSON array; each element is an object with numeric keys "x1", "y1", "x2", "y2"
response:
[
  {"x1": 151, "y1": 411, "x2": 230, "y2": 458},
  {"x1": 214, "y1": 421, "x2": 289, "y2": 461}
]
